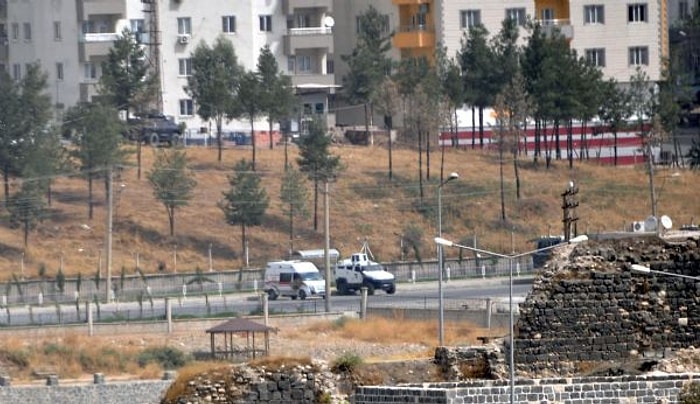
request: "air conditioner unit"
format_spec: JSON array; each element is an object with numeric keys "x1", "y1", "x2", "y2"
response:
[
  {"x1": 177, "y1": 34, "x2": 190, "y2": 45},
  {"x1": 632, "y1": 221, "x2": 646, "y2": 233}
]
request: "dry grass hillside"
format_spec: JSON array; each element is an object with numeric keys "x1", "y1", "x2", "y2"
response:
[{"x1": 1, "y1": 142, "x2": 699, "y2": 280}]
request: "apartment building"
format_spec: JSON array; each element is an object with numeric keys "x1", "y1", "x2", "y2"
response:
[{"x1": 1, "y1": 0, "x2": 338, "y2": 135}]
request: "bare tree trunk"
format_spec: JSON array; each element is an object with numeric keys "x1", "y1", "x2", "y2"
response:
[
  {"x1": 250, "y1": 117, "x2": 257, "y2": 171},
  {"x1": 88, "y1": 175, "x2": 94, "y2": 220},
  {"x1": 313, "y1": 180, "x2": 318, "y2": 231},
  {"x1": 268, "y1": 116, "x2": 274, "y2": 150}
]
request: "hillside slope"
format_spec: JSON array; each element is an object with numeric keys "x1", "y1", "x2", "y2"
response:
[{"x1": 0, "y1": 144, "x2": 698, "y2": 279}]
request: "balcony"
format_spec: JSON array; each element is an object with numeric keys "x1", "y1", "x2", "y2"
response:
[
  {"x1": 537, "y1": 19, "x2": 574, "y2": 40},
  {"x1": 78, "y1": 0, "x2": 126, "y2": 19},
  {"x1": 78, "y1": 32, "x2": 119, "y2": 62},
  {"x1": 392, "y1": 0, "x2": 430, "y2": 5},
  {"x1": 283, "y1": 0, "x2": 332, "y2": 15},
  {"x1": 79, "y1": 82, "x2": 99, "y2": 103},
  {"x1": 284, "y1": 27, "x2": 333, "y2": 55},
  {"x1": 291, "y1": 73, "x2": 336, "y2": 89},
  {"x1": 392, "y1": 25, "x2": 435, "y2": 49}
]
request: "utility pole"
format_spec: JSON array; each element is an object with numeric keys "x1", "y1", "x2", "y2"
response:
[
  {"x1": 323, "y1": 181, "x2": 331, "y2": 313},
  {"x1": 105, "y1": 166, "x2": 113, "y2": 303},
  {"x1": 561, "y1": 181, "x2": 579, "y2": 241}
]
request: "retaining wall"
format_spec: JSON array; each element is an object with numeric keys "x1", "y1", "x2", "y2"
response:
[
  {"x1": 0, "y1": 380, "x2": 171, "y2": 404},
  {"x1": 353, "y1": 373, "x2": 699, "y2": 404}
]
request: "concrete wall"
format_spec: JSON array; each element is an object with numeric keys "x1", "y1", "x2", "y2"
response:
[
  {"x1": 353, "y1": 373, "x2": 700, "y2": 404},
  {"x1": 0, "y1": 380, "x2": 171, "y2": 404}
]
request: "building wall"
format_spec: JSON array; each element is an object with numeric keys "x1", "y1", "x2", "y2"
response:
[
  {"x1": 437, "y1": 0, "x2": 533, "y2": 57},
  {"x1": 8, "y1": 0, "x2": 82, "y2": 119},
  {"x1": 570, "y1": 0, "x2": 663, "y2": 82},
  {"x1": 156, "y1": 0, "x2": 285, "y2": 132}
]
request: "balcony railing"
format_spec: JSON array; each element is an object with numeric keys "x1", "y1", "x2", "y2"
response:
[
  {"x1": 397, "y1": 24, "x2": 434, "y2": 33},
  {"x1": 80, "y1": 32, "x2": 120, "y2": 42},
  {"x1": 288, "y1": 26, "x2": 332, "y2": 36},
  {"x1": 535, "y1": 19, "x2": 573, "y2": 39}
]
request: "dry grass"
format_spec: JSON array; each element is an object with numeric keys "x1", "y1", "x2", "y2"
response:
[
  {"x1": 1, "y1": 144, "x2": 698, "y2": 279},
  {"x1": 304, "y1": 316, "x2": 502, "y2": 351}
]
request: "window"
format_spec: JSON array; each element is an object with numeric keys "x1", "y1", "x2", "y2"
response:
[
  {"x1": 84, "y1": 63, "x2": 97, "y2": 79},
  {"x1": 679, "y1": 1, "x2": 689, "y2": 19},
  {"x1": 584, "y1": 5, "x2": 604, "y2": 24},
  {"x1": 298, "y1": 55, "x2": 311, "y2": 72},
  {"x1": 629, "y1": 46, "x2": 649, "y2": 65},
  {"x1": 179, "y1": 99, "x2": 194, "y2": 116},
  {"x1": 541, "y1": 8, "x2": 555, "y2": 21},
  {"x1": 11, "y1": 23, "x2": 18, "y2": 41},
  {"x1": 505, "y1": 8, "x2": 527, "y2": 26},
  {"x1": 53, "y1": 21, "x2": 61, "y2": 40},
  {"x1": 326, "y1": 58, "x2": 334, "y2": 74},
  {"x1": 130, "y1": 19, "x2": 145, "y2": 33},
  {"x1": 0, "y1": 64, "x2": 5, "y2": 74},
  {"x1": 315, "y1": 103, "x2": 324, "y2": 114},
  {"x1": 12, "y1": 63, "x2": 20, "y2": 80},
  {"x1": 177, "y1": 17, "x2": 191, "y2": 35},
  {"x1": 259, "y1": 15, "x2": 272, "y2": 32},
  {"x1": 222, "y1": 16, "x2": 236, "y2": 33},
  {"x1": 628, "y1": 4, "x2": 647, "y2": 22},
  {"x1": 56, "y1": 62, "x2": 64, "y2": 81},
  {"x1": 585, "y1": 48, "x2": 606, "y2": 67},
  {"x1": 287, "y1": 56, "x2": 295, "y2": 73},
  {"x1": 81, "y1": 21, "x2": 94, "y2": 34},
  {"x1": 460, "y1": 10, "x2": 481, "y2": 29},
  {"x1": 23, "y1": 22, "x2": 31, "y2": 41},
  {"x1": 295, "y1": 14, "x2": 311, "y2": 28},
  {"x1": 178, "y1": 58, "x2": 192, "y2": 76}
]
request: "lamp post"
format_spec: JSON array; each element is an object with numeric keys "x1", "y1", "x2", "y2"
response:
[
  {"x1": 435, "y1": 234, "x2": 588, "y2": 404},
  {"x1": 631, "y1": 264, "x2": 700, "y2": 281},
  {"x1": 437, "y1": 172, "x2": 459, "y2": 346}
]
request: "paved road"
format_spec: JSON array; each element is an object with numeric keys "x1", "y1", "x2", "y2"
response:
[{"x1": 1, "y1": 276, "x2": 535, "y2": 327}]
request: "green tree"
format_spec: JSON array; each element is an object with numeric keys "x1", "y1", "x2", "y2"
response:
[
  {"x1": 459, "y1": 25, "x2": 495, "y2": 149},
  {"x1": 64, "y1": 103, "x2": 127, "y2": 219},
  {"x1": 296, "y1": 118, "x2": 342, "y2": 230},
  {"x1": 435, "y1": 45, "x2": 464, "y2": 155},
  {"x1": 187, "y1": 37, "x2": 244, "y2": 163},
  {"x1": 8, "y1": 180, "x2": 44, "y2": 247},
  {"x1": 341, "y1": 5, "x2": 392, "y2": 144},
  {"x1": 23, "y1": 127, "x2": 70, "y2": 207},
  {"x1": 0, "y1": 64, "x2": 52, "y2": 207},
  {"x1": 100, "y1": 28, "x2": 156, "y2": 180},
  {"x1": 257, "y1": 45, "x2": 295, "y2": 152},
  {"x1": 219, "y1": 159, "x2": 269, "y2": 271},
  {"x1": 598, "y1": 79, "x2": 631, "y2": 166},
  {"x1": 372, "y1": 77, "x2": 401, "y2": 180},
  {"x1": 56, "y1": 267, "x2": 66, "y2": 294},
  {"x1": 147, "y1": 148, "x2": 198, "y2": 237},
  {"x1": 280, "y1": 167, "x2": 309, "y2": 255},
  {"x1": 237, "y1": 71, "x2": 263, "y2": 171}
]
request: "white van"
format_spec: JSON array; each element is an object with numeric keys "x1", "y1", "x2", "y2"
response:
[{"x1": 264, "y1": 260, "x2": 326, "y2": 300}]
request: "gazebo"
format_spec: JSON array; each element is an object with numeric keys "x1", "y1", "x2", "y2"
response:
[{"x1": 205, "y1": 318, "x2": 276, "y2": 360}]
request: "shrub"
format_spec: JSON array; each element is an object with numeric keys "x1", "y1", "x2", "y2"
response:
[
  {"x1": 680, "y1": 382, "x2": 700, "y2": 404},
  {"x1": 331, "y1": 352, "x2": 363, "y2": 373},
  {"x1": 137, "y1": 347, "x2": 189, "y2": 369}
]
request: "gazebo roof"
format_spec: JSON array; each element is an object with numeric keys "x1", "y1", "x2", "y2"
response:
[{"x1": 206, "y1": 318, "x2": 275, "y2": 334}]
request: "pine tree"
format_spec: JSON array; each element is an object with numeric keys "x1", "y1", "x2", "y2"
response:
[{"x1": 147, "y1": 148, "x2": 197, "y2": 237}]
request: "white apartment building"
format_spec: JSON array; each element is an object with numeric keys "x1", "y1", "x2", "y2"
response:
[
  {"x1": 0, "y1": 0, "x2": 695, "y2": 132},
  {"x1": 0, "y1": 0, "x2": 338, "y2": 135}
]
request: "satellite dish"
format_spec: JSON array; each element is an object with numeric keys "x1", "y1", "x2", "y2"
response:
[
  {"x1": 660, "y1": 215, "x2": 673, "y2": 230},
  {"x1": 644, "y1": 216, "x2": 658, "y2": 232},
  {"x1": 323, "y1": 16, "x2": 335, "y2": 28}
]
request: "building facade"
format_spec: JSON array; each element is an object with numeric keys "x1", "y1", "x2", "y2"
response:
[{"x1": 0, "y1": 0, "x2": 696, "y2": 134}]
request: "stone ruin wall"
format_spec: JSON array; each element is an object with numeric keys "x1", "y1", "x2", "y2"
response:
[{"x1": 515, "y1": 236, "x2": 700, "y2": 376}]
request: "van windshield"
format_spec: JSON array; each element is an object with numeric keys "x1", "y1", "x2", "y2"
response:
[{"x1": 301, "y1": 272, "x2": 323, "y2": 281}]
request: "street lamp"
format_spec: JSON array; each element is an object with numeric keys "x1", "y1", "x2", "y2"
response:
[
  {"x1": 631, "y1": 264, "x2": 700, "y2": 281},
  {"x1": 435, "y1": 234, "x2": 588, "y2": 404},
  {"x1": 437, "y1": 172, "x2": 459, "y2": 346}
]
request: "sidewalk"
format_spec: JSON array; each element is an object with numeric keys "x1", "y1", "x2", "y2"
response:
[{"x1": 396, "y1": 274, "x2": 536, "y2": 292}]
